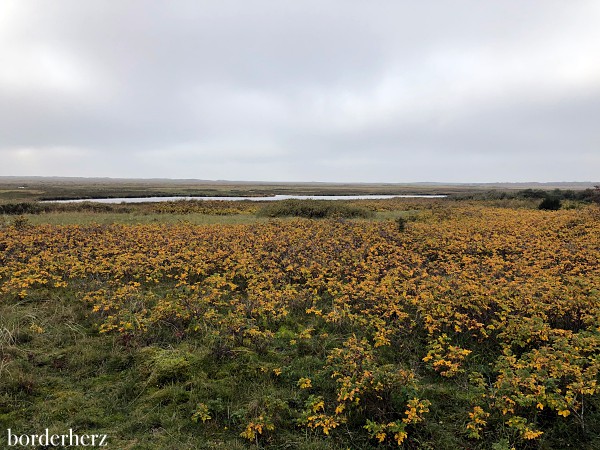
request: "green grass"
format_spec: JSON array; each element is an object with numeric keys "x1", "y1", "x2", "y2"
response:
[{"x1": 0, "y1": 290, "x2": 374, "y2": 449}]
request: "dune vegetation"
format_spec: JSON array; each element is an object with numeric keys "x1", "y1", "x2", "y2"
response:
[{"x1": 1, "y1": 198, "x2": 599, "y2": 449}]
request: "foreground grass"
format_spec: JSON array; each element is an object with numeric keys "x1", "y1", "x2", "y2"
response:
[
  {"x1": 1, "y1": 292, "x2": 388, "y2": 449},
  {"x1": 0, "y1": 286, "x2": 473, "y2": 449},
  {"x1": 0, "y1": 294, "x2": 252, "y2": 449}
]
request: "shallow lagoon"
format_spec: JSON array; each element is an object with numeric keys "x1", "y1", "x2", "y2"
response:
[{"x1": 49, "y1": 194, "x2": 447, "y2": 203}]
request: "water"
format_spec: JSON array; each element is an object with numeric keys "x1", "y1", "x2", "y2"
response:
[{"x1": 47, "y1": 194, "x2": 446, "y2": 204}]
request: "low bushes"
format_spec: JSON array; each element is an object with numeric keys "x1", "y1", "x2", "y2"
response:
[{"x1": 256, "y1": 199, "x2": 374, "y2": 219}]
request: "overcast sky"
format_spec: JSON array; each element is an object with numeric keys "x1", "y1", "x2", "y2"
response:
[{"x1": 1, "y1": 1, "x2": 599, "y2": 182}]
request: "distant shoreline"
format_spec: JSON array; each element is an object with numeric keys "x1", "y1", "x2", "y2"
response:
[{"x1": 1, "y1": 177, "x2": 596, "y2": 203}]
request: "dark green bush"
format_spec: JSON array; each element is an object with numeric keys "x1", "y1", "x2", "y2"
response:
[
  {"x1": 453, "y1": 188, "x2": 598, "y2": 202},
  {"x1": 257, "y1": 199, "x2": 374, "y2": 219},
  {"x1": 395, "y1": 216, "x2": 407, "y2": 231},
  {"x1": 538, "y1": 196, "x2": 562, "y2": 210},
  {"x1": 0, "y1": 202, "x2": 43, "y2": 215}
]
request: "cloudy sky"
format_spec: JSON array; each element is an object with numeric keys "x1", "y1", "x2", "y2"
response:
[{"x1": 1, "y1": 1, "x2": 599, "y2": 182}]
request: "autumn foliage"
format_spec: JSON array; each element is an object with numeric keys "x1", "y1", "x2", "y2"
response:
[{"x1": 1, "y1": 204, "x2": 599, "y2": 447}]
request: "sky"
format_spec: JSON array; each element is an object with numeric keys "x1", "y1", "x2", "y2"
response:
[{"x1": 1, "y1": 1, "x2": 599, "y2": 183}]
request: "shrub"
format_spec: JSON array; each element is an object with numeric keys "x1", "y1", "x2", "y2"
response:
[
  {"x1": 256, "y1": 200, "x2": 374, "y2": 219},
  {"x1": 0, "y1": 202, "x2": 42, "y2": 215},
  {"x1": 12, "y1": 215, "x2": 31, "y2": 229},
  {"x1": 538, "y1": 197, "x2": 562, "y2": 211},
  {"x1": 395, "y1": 216, "x2": 407, "y2": 231}
]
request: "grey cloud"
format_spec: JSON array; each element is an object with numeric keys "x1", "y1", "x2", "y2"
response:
[{"x1": 1, "y1": 1, "x2": 599, "y2": 181}]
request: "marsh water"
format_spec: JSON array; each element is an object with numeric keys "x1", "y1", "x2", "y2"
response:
[{"x1": 48, "y1": 194, "x2": 447, "y2": 203}]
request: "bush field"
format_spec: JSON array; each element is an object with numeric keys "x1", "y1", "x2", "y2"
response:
[{"x1": 0, "y1": 201, "x2": 599, "y2": 449}]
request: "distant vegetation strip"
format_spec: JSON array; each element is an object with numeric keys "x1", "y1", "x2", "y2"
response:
[
  {"x1": 1, "y1": 187, "x2": 599, "y2": 218},
  {"x1": 0, "y1": 200, "x2": 258, "y2": 216},
  {"x1": 0, "y1": 198, "x2": 437, "y2": 217},
  {"x1": 454, "y1": 187, "x2": 600, "y2": 202}
]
